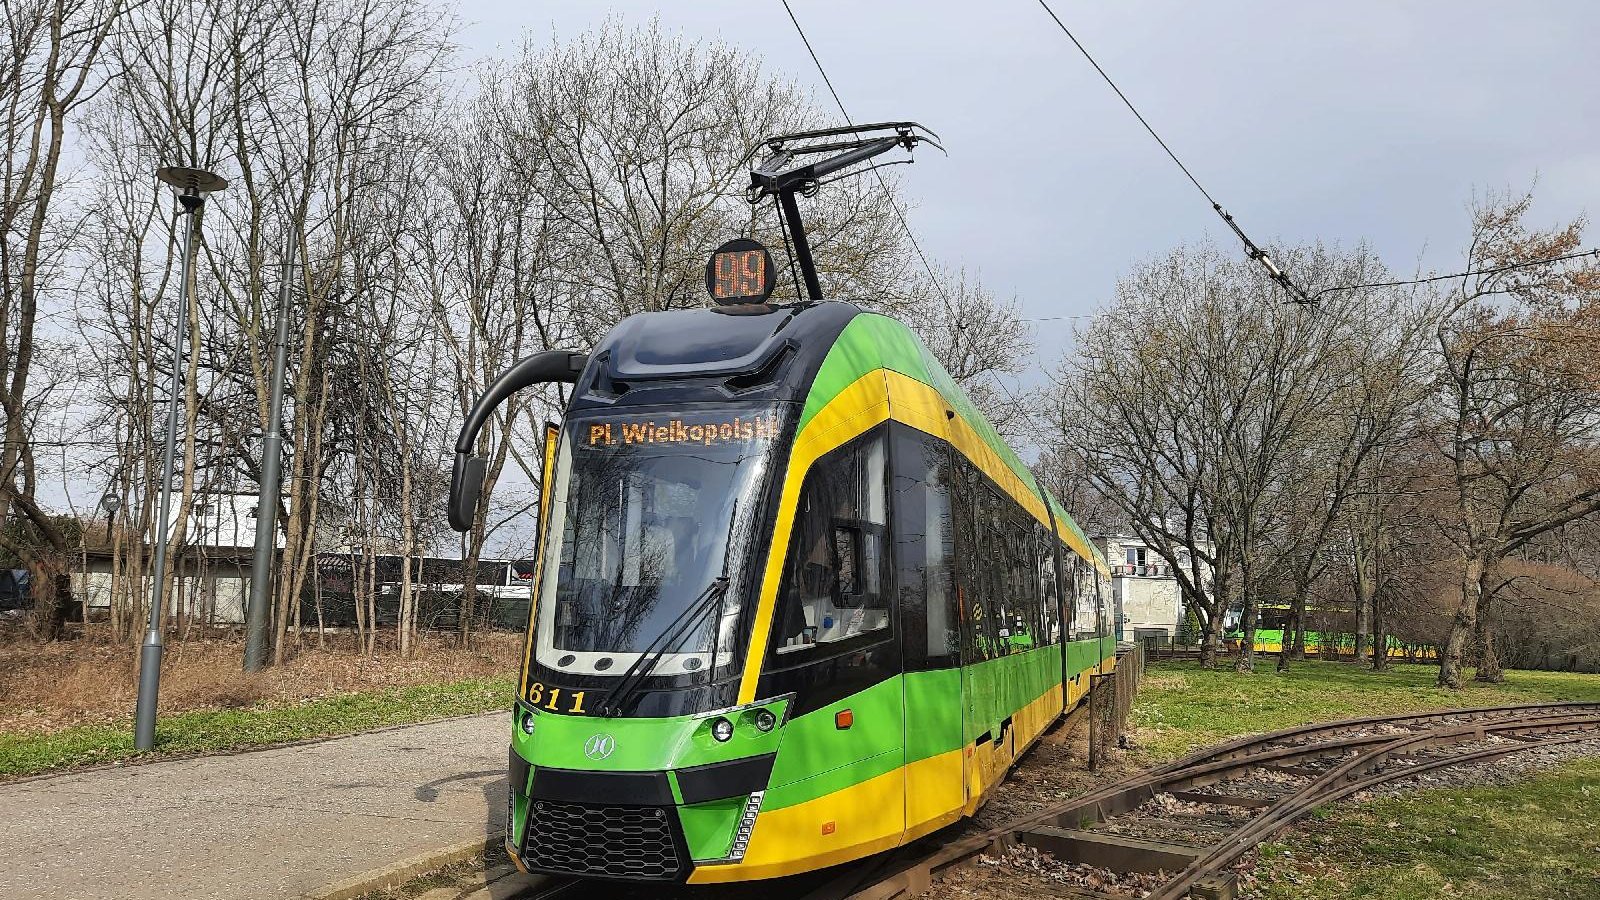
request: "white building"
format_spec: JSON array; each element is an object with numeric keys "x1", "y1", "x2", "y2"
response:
[
  {"x1": 72, "y1": 491, "x2": 534, "y2": 629},
  {"x1": 75, "y1": 491, "x2": 280, "y2": 624},
  {"x1": 1095, "y1": 534, "x2": 1212, "y2": 648}
]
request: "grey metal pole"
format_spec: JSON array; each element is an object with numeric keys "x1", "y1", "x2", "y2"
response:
[
  {"x1": 243, "y1": 235, "x2": 294, "y2": 672},
  {"x1": 134, "y1": 188, "x2": 203, "y2": 751}
]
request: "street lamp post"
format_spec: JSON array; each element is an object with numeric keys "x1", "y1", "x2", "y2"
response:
[
  {"x1": 243, "y1": 234, "x2": 294, "y2": 672},
  {"x1": 134, "y1": 166, "x2": 227, "y2": 752}
]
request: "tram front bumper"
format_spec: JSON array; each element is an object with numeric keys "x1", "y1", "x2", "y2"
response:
[
  {"x1": 506, "y1": 756, "x2": 776, "y2": 880},
  {"x1": 505, "y1": 700, "x2": 790, "y2": 881}
]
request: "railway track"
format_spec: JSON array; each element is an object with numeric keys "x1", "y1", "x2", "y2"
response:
[
  {"x1": 493, "y1": 703, "x2": 1600, "y2": 900},
  {"x1": 833, "y1": 702, "x2": 1600, "y2": 900}
]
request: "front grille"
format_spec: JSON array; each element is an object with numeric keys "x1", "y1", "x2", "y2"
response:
[{"x1": 523, "y1": 800, "x2": 685, "y2": 880}]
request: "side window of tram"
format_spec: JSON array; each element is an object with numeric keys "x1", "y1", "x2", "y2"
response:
[
  {"x1": 1017, "y1": 522, "x2": 1041, "y2": 647},
  {"x1": 949, "y1": 460, "x2": 982, "y2": 662},
  {"x1": 1073, "y1": 561, "x2": 1098, "y2": 641},
  {"x1": 999, "y1": 522, "x2": 1033, "y2": 650},
  {"x1": 1038, "y1": 532, "x2": 1061, "y2": 645},
  {"x1": 771, "y1": 429, "x2": 890, "y2": 657},
  {"x1": 889, "y1": 427, "x2": 959, "y2": 669},
  {"x1": 1058, "y1": 555, "x2": 1076, "y2": 637},
  {"x1": 976, "y1": 486, "x2": 1011, "y2": 659}
]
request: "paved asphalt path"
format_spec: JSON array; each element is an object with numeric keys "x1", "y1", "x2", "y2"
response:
[{"x1": 0, "y1": 713, "x2": 507, "y2": 900}]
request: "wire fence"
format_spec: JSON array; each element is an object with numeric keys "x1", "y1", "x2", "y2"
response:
[{"x1": 1088, "y1": 642, "x2": 1144, "y2": 772}]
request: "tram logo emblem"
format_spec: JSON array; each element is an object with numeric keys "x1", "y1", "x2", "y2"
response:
[{"x1": 583, "y1": 733, "x2": 616, "y2": 760}]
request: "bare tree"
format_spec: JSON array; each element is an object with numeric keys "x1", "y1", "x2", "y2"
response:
[
  {"x1": 1050, "y1": 245, "x2": 1238, "y2": 666},
  {"x1": 891, "y1": 267, "x2": 1035, "y2": 437},
  {"x1": 0, "y1": 0, "x2": 129, "y2": 639},
  {"x1": 1048, "y1": 241, "x2": 1436, "y2": 671},
  {"x1": 1432, "y1": 190, "x2": 1600, "y2": 688}
]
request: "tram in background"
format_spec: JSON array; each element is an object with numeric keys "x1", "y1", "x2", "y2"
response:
[
  {"x1": 447, "y1": 123, "x2": 1115, "y2": 885},
  {"x1": 1227, "y1": 602, "x2": 1439, "y2": 661}
]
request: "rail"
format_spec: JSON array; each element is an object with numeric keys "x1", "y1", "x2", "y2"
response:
[{"x1": 839, "y1": 702, "x2": 1600, "y2": 900}]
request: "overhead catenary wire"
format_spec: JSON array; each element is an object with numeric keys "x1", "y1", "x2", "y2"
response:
[
  {"x1": 1022, "y1": 313, "x2": 1095, "y2": 323},
  {"x1": 778, "y1": 0, "x2": 962, "y2": 323},
  {"x1": 1031, "y1": 0, "x2": 1310, "y2": 303},
  {"x1": 1311, "y1": 247, "x2": 1600, "y2": 300}
]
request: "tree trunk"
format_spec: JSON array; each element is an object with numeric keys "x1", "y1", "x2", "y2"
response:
[
  {"x1": 459, "y1": 543, "x2": 481, "y2": 648},
  {"x1": 364, "y1": 546, "x2": 377, "y2": 656},
  {"x1": 314, "y1": 566, "x2": 326, "y2": 650},
  {"x1": 1275, "y1": 610, "x2": 1294, "y2": 673},
  {"x1": 29, "y1": 556, "x2": 71, "y2": 641},
  {"x1": 1353, "y1": 561, "x2": 1374, "y2": 664},
  {"x1": 351, "y1": 553, "x2": 366, "y2": 649},
  {"x1": 1235, "y1": 563, "x2": 1257, "y2": 673},
  {"x1": 1371, "y1": 588, "x2": 1388, "y2": 672},
  {"x1": 1473, "y1": 594, "x2": 1504, "y2": 683},
  {"x1": 1197, "y1": 614, "x2": 1219, "y2": 668},
  {"x1": 1438, "y1": 552, "x2": 1487, "y2": 689},
  {"x1": 1198, "y1": 564, "x2": 1230, "y2": 670}
]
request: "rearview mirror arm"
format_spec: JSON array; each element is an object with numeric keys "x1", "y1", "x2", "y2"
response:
[{"x1": 448, "y1": 350, "x2": 588, "y2": 533}]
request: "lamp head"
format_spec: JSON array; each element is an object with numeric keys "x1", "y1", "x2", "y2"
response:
[{"x1": 156, "y1": 166, "x2": 228, "y2": 210}]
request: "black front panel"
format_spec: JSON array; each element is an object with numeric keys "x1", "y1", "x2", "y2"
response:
[
  {"x1": 509, "y1": 745, "x2": 532, "y2": 795},
  {"x1": 530, "y1": 767, "x2": 674, "y2": 806},
  {"x1": 674, "y1": 752, "x2": 777, "y2": 805},
  {"x1": 569, "y1": 301, "x2": 860, "y2": 413},
  {"x1": 522, "y1": 800, "x2": 687, "y2": 881}
]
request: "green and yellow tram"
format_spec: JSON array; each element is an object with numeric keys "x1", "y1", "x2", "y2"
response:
[{"x1": 447, "y1": 123, "x2": 1115, "y2": 884}]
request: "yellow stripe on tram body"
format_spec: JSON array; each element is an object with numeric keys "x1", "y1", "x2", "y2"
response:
[
  {"x1": 693, "y1": 679, "x2": 1076, "y2": 884},
  {"x1": 739, "y1": 368, "x2": 1106, "y2": 704},
  {"x1": 518, "y1": 423, "x2": 564, "y2": 699},
  {"x1": 737, "y1": 370, "x2": 895, "y2": 704},
  {"x1": 688, "y1": 764, "x2": 909, "y2": 883},
  {"x1": 705, "y1": 364, "x2": 1116, "y2": 878}
]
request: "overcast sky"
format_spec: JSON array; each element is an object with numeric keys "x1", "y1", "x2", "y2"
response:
[{"x1": 458, "y1": 0, "x2": 1598, "y2": 378}]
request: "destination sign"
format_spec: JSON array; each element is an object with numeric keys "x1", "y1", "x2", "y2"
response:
[{"x1": 583, "y1": 411, "x2": 783, "y2": 449}]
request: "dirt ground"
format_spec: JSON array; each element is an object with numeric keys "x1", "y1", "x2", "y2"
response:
[
  {"x1": 0, "y1": 628, "x2": 522, "y2": 734},
  {"x1": 920, "y1": 716, "x2": 1159, "y2": 900}
]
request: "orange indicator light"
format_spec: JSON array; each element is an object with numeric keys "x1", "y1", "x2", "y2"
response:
[
  {"x1": 821, "y1": 821, "x2": 836, "y2": 835},
  {"x1": 835, "y1": 709, "x2": 853, "y2": 730}
]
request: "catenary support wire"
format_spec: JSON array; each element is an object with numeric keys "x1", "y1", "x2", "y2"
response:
[
  {"x1": 1032, "y1": 0, "x2": 1310, "y2": 302},
  {"x1": 1311, "y1": 247, "x2": 1600, "y2": 300}
]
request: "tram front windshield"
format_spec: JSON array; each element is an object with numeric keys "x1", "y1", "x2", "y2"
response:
[{"x1": 532, "y1": 405, "x2": 785, "y2": 682}]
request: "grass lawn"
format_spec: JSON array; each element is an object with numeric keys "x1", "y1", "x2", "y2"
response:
[
  {"x1": 1248, "y1": 756, "x2": 1600, "y2": 899},
  {"x1": 0, "y1": 674, "x2": 514, "y2": 780},
  {"x1": 1131, "y1": 658, "x2": 1600, "y2": 762}
]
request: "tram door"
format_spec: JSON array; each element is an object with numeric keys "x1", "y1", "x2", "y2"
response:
[
  {"x1": 891, "y1": 426, "x2": 969, "y2": 824},
  {"x1": 952, "y1": 460, "x2": 1008, "y2": 801}
]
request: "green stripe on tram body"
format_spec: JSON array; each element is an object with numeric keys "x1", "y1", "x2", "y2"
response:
[
  {"x1": 800, "y1": 315, "x2": 1046, "y2": 501},
  {"x1": 512, "y1": 697, "x2": 791, "y2": 774},
  {"x1": 510, "y1": 635, "x2": 1111, "y2": 854}
]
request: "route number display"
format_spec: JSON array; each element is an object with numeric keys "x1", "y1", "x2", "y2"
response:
[{"x1": 705, "y1": 237, "x2": 775, "y2": 304}]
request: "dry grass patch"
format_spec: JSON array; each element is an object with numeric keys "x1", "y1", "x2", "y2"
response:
[{"x1": 0, "y1": 630, "x2": 522, "y2": 735}]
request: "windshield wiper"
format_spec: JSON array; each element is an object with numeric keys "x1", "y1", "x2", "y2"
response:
[
  {"x1": 595, "y1": 502, "x2": 740, "y2": 718},
  {"x1": 594, "y1": 576, "x2": 729, "y2": 717}
]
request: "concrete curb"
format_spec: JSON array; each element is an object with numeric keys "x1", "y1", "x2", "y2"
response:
[{"x1": 304, "y1": 833, "x2": 504, "y2": 900}]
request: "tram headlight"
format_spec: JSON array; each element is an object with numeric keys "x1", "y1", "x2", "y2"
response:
[
  {"x1": 520, "y1": 710, "x2": 536, "y2": 735},
  {"x1": 753, "y1": 708, "x2": 777, "y2": 732},
  {"x1": 710, "y1": 717, "x2": 734, "y2": 742}
]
